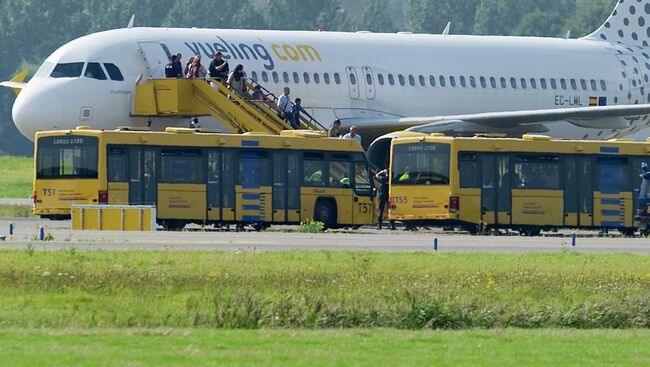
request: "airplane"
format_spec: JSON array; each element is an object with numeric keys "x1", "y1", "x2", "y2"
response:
[{"x1": 3, "y1": 0, "x2": 650, "y2": 164}]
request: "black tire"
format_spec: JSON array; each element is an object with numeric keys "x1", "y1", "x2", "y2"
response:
[
  {"x1": 314, "y1": 200, "x2": 336, "y2": 229},
  {"x1": 161, "y1": 220, "x2": 185, "y2": 231}
]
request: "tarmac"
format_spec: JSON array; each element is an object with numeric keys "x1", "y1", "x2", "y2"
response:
[{"x1": 0, "y1": 217, "x2": 649, "y2": 253}]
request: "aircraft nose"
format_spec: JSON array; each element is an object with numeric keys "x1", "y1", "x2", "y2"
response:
[{"x1": 12, "y1": 88, "x2": 64, "y2": 140}]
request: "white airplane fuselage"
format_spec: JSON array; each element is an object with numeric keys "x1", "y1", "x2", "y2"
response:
[{"x1": 10, "y1": 24, "x2": 650, "y2": 141}]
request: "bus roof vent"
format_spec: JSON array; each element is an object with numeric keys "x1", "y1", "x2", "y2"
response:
[
  {"x1": 115, "y1": 126, "x2": 150, "y2": 131},
  {"x1": 429, "y1": 133, "x2": 445, "y2": 137},
  {"x1": 522, "y1": 134, "x2": 552, "y2": 141},
  {"x1": 75, "y1": 125, "x2": 91, "y2": 130},
  {"x1": 243, "y1": 132, "x2": 271, "y2": 136},
  {"x1": 280, "y1": 130, "x2": 327, "y2": 138},
  {"x1": 165, "y1": 127, "x2": 199, "y2": 134}
]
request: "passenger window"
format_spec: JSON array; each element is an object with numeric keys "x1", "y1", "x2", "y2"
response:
[
  {"x1": 510, "y1": 77, "x2": 517, "y2": 89},
  {"x1": 460, "y1": 75, "x2": 466, "y2": 87},
  {"x1": 377, "y1": 73, "x2": 384, "y2": 85},
  {"x1": 272, "y1": 71, "x2": 279, "y2": 83},
  {"x1": 419, "y1": 75, "x2": 425, "y2": 86},
  {"x1": 570, "y1": 79, "x2": 577, "y2": 90},
  {"x1": 103, "y1": 63, "x2": 124, "y2": 81},
  {"x1": 303, "y1": 72, "x2": 310, "y2": 84},
  {"x1": 600, "y1": 80, "x2": 607, "y2": 91},
  {"x1": 107, "y1": 146, "x2": 127, "y2": 182},
  {"x1": 551, "y1": 78, "x2": 557, "y2": 89},
  {"x1": 540, "y1": 78, "x2": 547, "y2": 89},
  {"x1": 480, "y1": 76, "x2": 486, "y2": 88},
  {"x1": 334, "y1": 73, "x2": 341, "y2": 84},
  {"x1": 283, "y1": 72, "x2": 289, "y2": 83},
  {"x1": 459, "y1": 153, "x2": 479, "y2": 188},
  {"x1": 514, "y1": 155, "x2": 560, "y2": 189},
  {"x1": 580, "y1": 79, "x2": 587, "y2": 90},
  {"x1": 469, "y1": 76, "x2": 476, "y2": 88},
  {"x1": 500, "y1": 77, "x2": 507, "y2": 88},
  {"x1": 349, "y1": 72, "x2": 357, "y2": 85},
  {"x1": 262, "y1": 71, "x2": 269, "y2": 83},
  {"x1": 85, "y1": 62, "x2": 107, "y2": 80},
  {"x1": 530, "y1": 78, "x2": 537, "y2": 89},
  {"x1": 590, "y1": 79, "x2": 597, "y2": 91},
  {"x1": 324, "y1": 73, "x2": 330, "y2": 84},
  {"x1": 449, "y1": 76, "x2": 456, "y2": 87},
  {"x1": 251, "y1": 71, "x2": 258, "y2": 82},
  {"x1": 366, "y1": 73, "x2": 373, "y2": 85},
  {"x1": 439, "y1": 75, "x2": 446, "y2": 87},
  {"x1": 388, "y1": 74, "x2": 395, "y2": 85},
  {"x1": 313, "y1": 73, "x2": 320, "y2": 84},
  {"x1": 409, "y1": 74, "x2": 415, "y2": 86},
  {"x1": 490, "y1": 77, "x2": 497, "y2": 88},
  {"x1": 51, "y1": 62, "x2": 84, "y2": 78},
  {"x1": 520, "y1": 78, "x2": 527, "y2": 89},
  {"x1": 328, "y1": 160, "x2": 351, "y2": 188},
  {"x1": 560, "y1": 79, "x2": 567, "y2": 89},
  {"x1": 398, "y1": 74, "x2": 405, "y2": 86},
  {"x1": 160, "y1": 149, "x2": 204, "y2": 184},
  {"x1": 429, "y1": 75, "x2": 436, "y2": 87},
  {"x1": 293, "y1": 72, "x2": 300, "y2": 84}
]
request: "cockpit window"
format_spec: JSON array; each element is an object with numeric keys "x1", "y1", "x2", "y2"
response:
[
  {"x1": 33, "y1": 62, "x2": 55, "y2": 79},
  {"x1": 104, "y1": 63, "x2": 124, "y2": 81},
  {"x1": 85, "y1": 62, "x2": 107, "y2": 80},
  {"x1": 50, "y1": 62, "x2": 84, "y2": 78}
]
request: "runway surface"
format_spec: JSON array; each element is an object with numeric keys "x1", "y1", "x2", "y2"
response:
[{"x1": 1, "y1": 217, "x2": 649, "y2": 253}]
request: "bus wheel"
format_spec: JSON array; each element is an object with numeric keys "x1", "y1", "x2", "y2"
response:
[
  {"x1": 162, "y1": 220, "x2": 184, "y2": 231},
  {"x1": 314, "y1": 199, "x2": 336, "y2": 229},
  {"x1": 619, "y1": 228, "x2": 636, "y2": 238},
  {"x1": 252, "y1": 223, "x2": 269, "y2": 232}
]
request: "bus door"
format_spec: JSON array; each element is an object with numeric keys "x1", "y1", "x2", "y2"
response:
[
  {"x1": 345, "y1": 66, "x2": 360, "y2": 100},
  {"x1": 480, "y1": 154, "x2": 511, "y2": 226},
  {"x1": 206, "y1": 150, "x2": 237, "y2": 222},
  {"x1": 128, "y1": 148, "x2": 158, "y2": 206},
  {"x1": 595, "y1": 156, "x2": 632, "y2": 228},
  {"x1": 563, "y1": 155, "x2": 594, "y2": 227},
  {"x1": 271, "y1": 151, "x2": 301, "y2": 223},
  {"x1": 352, "y1": 159, "x2": 375, "y2": 225},
  {"x1": 236, "y1": 150, "x2": 271, "y2": 223},
  {"x1": 361, "y1": 67, "x2": 376, "y2": 100}
]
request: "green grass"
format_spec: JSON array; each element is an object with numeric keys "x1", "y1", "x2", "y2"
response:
[
  {"x1": 1, "y1": 328, "x2": 649, "y2": 366},
  {"x1": 0, "y1": 204, "x2": 33, "y2": 217},
  {"x1": 0, "y1": 155, "x2": 32, "y2": 198},
  {"x1": 1, "y1": 250, "x2": 650, "y2": 329}
]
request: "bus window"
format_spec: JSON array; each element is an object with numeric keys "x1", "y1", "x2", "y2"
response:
[
  {"x1": 303, "y1": 152, "x2": 325, "y2": 186},
  {"x1": 459, "y1": 153, "x2": 479, "y2": 188},
  {"x1": 354, "y1": 163, "x2": 372, "y2": 195},
  {"x1": 273, "y1": 151, "x2": 287, "y2": 209},
  {"x1": 391, "y1": 143, "x2": 450, "y2": 185},
  {"x1": 239, "y1": 150, "x2": 271, "y2": 188},
  {"x1": 329, "y1": 160, "x2": 351, "y2": 188},
  {"x1": 36, "y1": 136, "x2": 98, "y2": 178},
  {"x1": 597, "y1": 156, "x2": 629, "y2": 193},
  {"x1": 222, "y1": 150, "x2": 237, "y2": 208},
  {"x1": 514, "y1": 155, "x2": 560, "y2": 189},
  {"x1": 160, "y1": 149, "x2": 204, "y2": 183},
  {"x1": 107, "y1": 146, "x2": 127, "y2": 182},
  {"x1": 287, "y1": 152, "x2": 300, "y2": 209}
]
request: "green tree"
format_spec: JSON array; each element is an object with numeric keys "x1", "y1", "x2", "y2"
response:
[
  {"x1": 261, "y1": 0, "x2": 349, "y2": 31},
  {"x1": 406, "y1": 0, "x2": 480, "y2": 34},
  {"x1": 356, "y1": 0, "x2": 396, "y2": 32}
]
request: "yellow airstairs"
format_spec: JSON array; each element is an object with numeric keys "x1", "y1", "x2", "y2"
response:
[{"x1": 133, "y1": 78, "x2": 325, "y2": 134}]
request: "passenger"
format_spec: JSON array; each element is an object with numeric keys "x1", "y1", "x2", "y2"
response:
[
  {"x1": 186, "y1": 56, "x2": 207, "y2": 78},
  {"x1": 328, "y1": 119, "x2": 342, "y2": 137},
  {"x1": 291, "y1": 97, "x2": 302, "y2": 129},
  {"x1": 342, "y1": 125, "x2": 362, "y2": 145},
  {"x1": 375, "y1": 169, "x2": 396, "y2": 230},
  {"x1": 251, "y1": 85, "x2": 267, "y2": 102},
  {"x1": 165, "y1": 55, "x2": 178, "y2": 78},
  {"x1": 277, "y1": 87, "x2": 293, "y2": 124},
  {"x1": 173, "y1": 53, "x2": 183, "y2": 77},
  {"x1": 209, "y1": 52, "x2": 229, "y2": 80},
  {"x1": 227, "y1": 64, "x2": 246, "y2": 96},
  {"x1": 184, "y1": 56, "x2": 194, "y2": 77}
]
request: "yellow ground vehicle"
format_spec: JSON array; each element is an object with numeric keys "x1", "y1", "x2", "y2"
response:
[
  {"x1": 388, "y1": 133, "x2": 650, "y2": 235},
  {"x1": 34, "y1": 127, "x2": 376, "y2": 230}
]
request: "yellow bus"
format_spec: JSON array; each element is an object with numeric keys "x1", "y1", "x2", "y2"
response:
[
  {"x1": 34, "y1": 127, "x2": 376, "y2": 230},
  {"x1": 388, "y1": 133, "x2": 650, "y2": 236}
]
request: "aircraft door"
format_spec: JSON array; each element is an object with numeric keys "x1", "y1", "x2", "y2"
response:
[
  {"x1": 361, "y1": 67, "x2": 376, "y2": 100},
  {"x1": 345, "y1": 66, "x2": 360, "y2": 100},
  {"x1": 137, "y1": 42, "x2": 173, "y2": 78}
]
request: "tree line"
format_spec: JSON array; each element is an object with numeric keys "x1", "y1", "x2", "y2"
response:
[{"x1": 0, "y1": 0, "x2": 617, "y2": 154}]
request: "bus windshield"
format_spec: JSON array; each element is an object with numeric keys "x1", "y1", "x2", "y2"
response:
[
  {"x1": 392, "y1": 143, "x2": 450, "y2": 185},
  {"x1": 37, "y1": 136, "x2": 99, "y2": 179}
]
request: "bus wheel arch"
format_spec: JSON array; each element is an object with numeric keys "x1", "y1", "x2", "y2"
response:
[{"x1": 314, "y1": 197, "x2": 337, "y2": 229}]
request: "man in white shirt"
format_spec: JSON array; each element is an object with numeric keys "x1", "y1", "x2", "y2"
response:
[
  {"x1": 277, "y1": 87, "x2": 293, "y2": 124},
  {"x1": 342, "y1": 126, "x2": 362, "y2": 145}
]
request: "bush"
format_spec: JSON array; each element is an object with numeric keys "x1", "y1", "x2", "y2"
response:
[{"x1": 298, "y1": 219, "x2": 324, "y2": 233}]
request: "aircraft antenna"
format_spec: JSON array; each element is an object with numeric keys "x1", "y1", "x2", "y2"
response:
[
  {"x1": 127, "y1": 14, "x2": 135, "y2": 28},
  {"x1": 442, "y1": 22, "x2": 451, "y2": 36}
]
